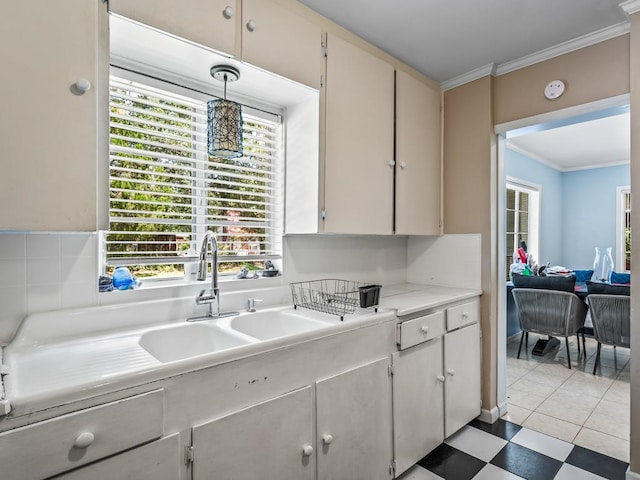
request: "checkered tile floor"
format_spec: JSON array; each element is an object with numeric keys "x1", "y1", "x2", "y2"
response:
[{"x1": 400, "y1": 418, "x2": 629, "y2": 480}]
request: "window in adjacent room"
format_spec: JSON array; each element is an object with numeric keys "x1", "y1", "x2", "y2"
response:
[
  {"x1": 104, "y1": 70, "x2": 284, "y2": 280},
  {"x1": 506, "y1": 180, "x2": 540, "y2": 280},
  {"x1": 616, "y1": 186, "x2": 631, "y2": 272}
]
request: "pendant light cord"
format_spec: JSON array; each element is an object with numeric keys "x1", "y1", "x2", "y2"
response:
[{"x1": 223, "y1": 73, "x2": 228, "y2": 100}]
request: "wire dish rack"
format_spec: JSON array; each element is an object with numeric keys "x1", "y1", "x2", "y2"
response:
[{"x1": 290, "y1": 279, "x2": 381, "y2": 321}]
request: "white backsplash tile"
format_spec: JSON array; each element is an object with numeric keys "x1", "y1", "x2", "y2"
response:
[
  {"x1": 61, "y1": 281, "x2": 98, "y2": 310},
  {"x1": 0, "y1": 258, "x2": 26, "y2": 288},
  {"x1": 26, "y1": 233, "x2": 60, "y2": 258},
  {"x1": 60, "y1": 233, "x2": 96, "y2": 258},
  {"x1": 0, "y1": 233, "x2": 26, "y2": 259},
  {"x1": 0, "y1": 286, "x2": 27, "y2": 346},
  {"x1": 26, "y1": 257, "x2": 60, "y2": 286},
  {"x1": 26, "y1": 284, "x2": 61, "y2": 313},
  {"x1": 61, "y1": 255, "x2": 96, "y2": 283}
]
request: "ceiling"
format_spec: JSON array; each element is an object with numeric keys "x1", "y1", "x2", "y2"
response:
[
  {"x1": 297, "y1": 0, "x2": 631, "y2": 170},
  {"x1": 297, "y1": 0, "x2": 629, "y2": 85}
]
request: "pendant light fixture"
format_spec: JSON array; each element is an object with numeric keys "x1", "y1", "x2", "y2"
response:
[{"x1": 207, "y1": 65, "x2": 243, "y2": 159}]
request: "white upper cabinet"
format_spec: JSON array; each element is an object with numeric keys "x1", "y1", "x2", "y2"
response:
[
  {"x1": 0, "y1": 0, "x2": 108, "y2": 231},
  {"x1": 109, "y1": 0, "x2": 321, "y2": 89},
  {"x1": 324, "y1": 34, "x2": 395, "y2": 234},
  {"x1": 242, "y1": 0, "x2": 321, "y2": 89},
  {"x1": 109, "y1": 0, "x2": 240, "y2": 58},
  {"x1": 395, "y1": 70, "x2": 442, "y2": 235}
]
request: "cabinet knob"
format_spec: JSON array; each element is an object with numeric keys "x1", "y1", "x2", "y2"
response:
[
  {"x1": 302, "y1": 444, "x2": 314, "y2": 456},
  {"x1": 322, "y1": 433, "x2": 333, "y2": 445},
  {"x1": 73, "y1": 78, "x2": 91, "y2": 94},
  {"x1": 388, "y1": 160, "x2": 396, "y2": 167},
  {"x1": 222, "y1": 6, "x2": 234, "y2": 19},
  {"x1": 73, "y1": 431, "x2": 95, "y2": 449},
  {"x1": 246, "y1": 19, "x2": 257, "y2": 32},
  {"x1": 447, "y1": 369, "x2": 455, "y2": 376},
  {"x1": 420, "y1": 325, "x2": 429, "y2": 334},
  {"x1": 437, "y1": 375, "x2": 445, "y2": 383},
  {"x1": 462, "y1": 312, "x2": 469, "y2": 318},
  {"x1": 400, "y1": 162, "x2": 407, "y2": 169}
]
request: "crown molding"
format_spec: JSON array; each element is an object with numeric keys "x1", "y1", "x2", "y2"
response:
[
  {"x1": 440, "y1": 63, "x2": 496, "y2": 91},
  {"x1": 496, "y1": 21, "x2": 629, "y2": 76},
  {"x1": 505, "y1": 143, "x2": 562, "y2": 171},
  {"x1": 620, "y1": 0, "x2": 640, "y2": 16},
  {"x1": 441, "y1": 21, "x2": 629, "y2": 90}
]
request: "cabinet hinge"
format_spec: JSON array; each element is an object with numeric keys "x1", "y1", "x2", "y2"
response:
[
  {"x1": 185, "y1": 445, "x2": 195, "y2": 466},
  {"x1": 321, "y1": 40, "x2": 328, "y2": 57},
  {"x1": 321, "y1": 208, "x2": 326, "y2": 221},
  {"x1": 388, "y1": 364, "x2": 394, "y2": 376},
  {"x1": 389, "y1": 460, "x2": 396, "y2": 476},
  {"x1": 320, "y1": 74, "x2": 324, "y2": 88}
]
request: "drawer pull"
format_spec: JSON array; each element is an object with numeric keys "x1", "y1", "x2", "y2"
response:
[
  {"x1": 302, "y1": 444, "x2": 314, "y2": 456},
  {"x1": 322, "y1": 434, "x2": 333, "y2": 445},
  {"x1": 420, "y1": 325, "x2": 429, "y2": 334},
  {"x1": 73, "y1": 431, "x2": 95, "y2": 449},
  {"x1": 437, "y1": 375, "x2": 445, "y2": 383}
]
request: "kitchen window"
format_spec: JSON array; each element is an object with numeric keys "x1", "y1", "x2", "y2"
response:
[{"x1": 104, "y1": 70, "x2": 284, "y2": 280}]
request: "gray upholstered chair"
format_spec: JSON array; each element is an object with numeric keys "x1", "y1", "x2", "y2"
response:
[
  {"x1": 512, "y1": 288, "x2": 588, "y2": 369},
  {"x1": 587, "y1": 294, "x2": 630, "y2": 374}
]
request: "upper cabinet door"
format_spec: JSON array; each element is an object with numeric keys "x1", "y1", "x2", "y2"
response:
[
  {"x1": 0, "y1": 0, "x2": 108, "y2": 231},
  {"x1": 395, "y1": 70, "x2": 442, "y2": 235},
  {"x1": 324, "y1": 34, "x2": 395, "y2": 234},
  {"x1": 109, "y1": 0, "x2": 240, "y2": 57},
  {"x1": 242, "y1": 0, "x2": 321, "y2": 89}
]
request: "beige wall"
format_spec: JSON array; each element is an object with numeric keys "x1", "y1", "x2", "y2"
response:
[
  {"x1": 494, "y1": 35, "x2": 629, "y2": 125},
  {"x1": 443, "y1": 76, "x2": 497, "y2": 410},
  {"x1": 444, "y1": 35, "x2": 635, "y2": 464},
  {"x1": 629, "y1": 12, "x2": 640, "y2": 476}
]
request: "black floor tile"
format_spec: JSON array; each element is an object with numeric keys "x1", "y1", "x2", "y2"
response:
[
  {"x1": 418, "y1": 443, "x2": 486, "y2": 480},
  {"x1": 468, "y1": 418, "x2": 522, "y2": 441},
  {"x1": 565, "y1": 445, "x2": 629, "y2": 480},
  {"x1": 490, "y1": 442, "x2": 562, "y2": 480}
]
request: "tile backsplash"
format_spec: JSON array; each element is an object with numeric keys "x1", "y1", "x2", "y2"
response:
[{"x1": 0, "y1": 233, "x2": 98, "y2": 344}]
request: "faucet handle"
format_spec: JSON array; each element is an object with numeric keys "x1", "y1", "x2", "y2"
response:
[{"x1": 247, "y1": 298, "x2": 263, "y2": 312}]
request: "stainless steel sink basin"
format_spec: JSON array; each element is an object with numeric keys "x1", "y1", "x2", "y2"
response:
[
  {"x1": 229, "y1": 309, "x2": 331, "y2": 340},
  {"x1": 139, "y1": 323, "x2": 253, "y2": 363}
]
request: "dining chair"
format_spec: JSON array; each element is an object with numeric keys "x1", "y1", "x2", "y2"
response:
[
  {"x1": 512, "y1": 288, "x2": 588, "y2": 369},
  {"x1": 587, "y1": 293, "x2": 630, "y2": 374}
]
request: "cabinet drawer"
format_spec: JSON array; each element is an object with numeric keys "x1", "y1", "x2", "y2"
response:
[
  {"x1": 398, "y1": 311, "x2": 445, "y2": 349},
  {"x1": 446, "y1": 299, "x2": 480, "y2": 332},
  {"x1": 0, "y1": 389, "x2": 164, "y2": 480}
]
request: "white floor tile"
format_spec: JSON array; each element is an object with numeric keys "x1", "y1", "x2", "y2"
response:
[
  {"x1": 535, "y1": 388, "x2": 600, "y2": 425},
  {"x1": 574, "y1": 427, "x2": 630, "y2": 463},
  {"x1": 397, "y1": 464, "x2": 444, "y2": 480},
  {"x1": 501, "y1": 404, "x2": 532, "y2": 425},
  {"x1": 510, "y1": 427, "x2": 574, "y2": 461},
  {"x1": 583, "y1": 399, "x2": 630, "y2": 440},
  {"x1": 553, "y1": 463, "x2": 607, "y2": 480},
  {"x1": 472, "y1": 463, "x2": 525, "y2": 480},
  {"x1": 507, "y1": 388, "x2": 547, "y2": 410},
  {"x1": 445, "y1": 425, "x2": 507, "y2": 462},
  {"x1": 522, "y1": 412, "x2": 580, "y2": 443}
]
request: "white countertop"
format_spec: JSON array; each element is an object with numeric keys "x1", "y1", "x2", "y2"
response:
[{"x1": 380, "y1": 283, "x2": 483, "y2": 317}]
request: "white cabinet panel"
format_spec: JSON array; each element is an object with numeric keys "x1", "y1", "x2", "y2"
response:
[
  {"x1": 392, "y1": 338, "x2": 444, "y2": 476},
  {"x1": 444, "y1": 323, "x2": 481, "y2": 437},
  {"x1": 324, "y1": 34, "x2": 395, "y2": 234},
  {"x1": 109, "y1": 0, "x2": 239, "y2": 57},
  {"x1": 0, "y1": 0, "x2": 108, "y2": 231},
  {"x1": 192, "y1": 386, "x2": 314, "y2": 480},
  {"x1": 316, "y1": 357, "x2": 393, "y2": 480},
  {"x1": 395, "y1": 70, "x2": 442, "y2": 235}
]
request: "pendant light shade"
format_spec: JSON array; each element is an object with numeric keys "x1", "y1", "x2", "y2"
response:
[{"x1": 207, "y1": 65, "x2": 243, "y2": 159}]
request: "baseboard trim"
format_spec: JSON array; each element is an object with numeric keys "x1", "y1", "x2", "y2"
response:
[
  {"x1": 478, "y1": 406, "x2": 501, "y2": 424},
  {"x1": 626, "y1": 467, "x2": 640, "y2": 480}
]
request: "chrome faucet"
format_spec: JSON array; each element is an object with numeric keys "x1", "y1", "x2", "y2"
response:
[{"x1": 187, "y1": 230, "x2": 238, "y2": 321}]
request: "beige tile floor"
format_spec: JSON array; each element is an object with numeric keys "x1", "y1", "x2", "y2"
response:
[{"x1": 503, "y1": 332, "x2": 630, "y2": 463}]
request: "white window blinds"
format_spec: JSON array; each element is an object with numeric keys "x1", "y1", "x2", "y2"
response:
[{"x1": 107, "y1": 75, "x2": 283, "y2": 272}]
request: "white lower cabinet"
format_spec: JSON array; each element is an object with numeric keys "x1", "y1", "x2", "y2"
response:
[
  {"x1": 191, "y1": 358, "x2": 394, "y2": 480},
  {"x1": 392, "y1": 338, "x2": 444, "y2": 476},
  {"x1": 52, "y1": 433, "x2": 182, "y2": 480},
  {"x1": 392, "y1": 298, "x2": 481, "y2": 477},
  {"x1": 316, "y1": 357, "x2": 394, "y2": 480},
  {"x1": 192, "y1": 386, "x2": 315, "y2": 479}
]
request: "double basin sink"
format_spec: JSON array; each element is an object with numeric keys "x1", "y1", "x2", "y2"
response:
[{"x1": 138, "y1": 307, "x2": 337, "y2": 363}]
